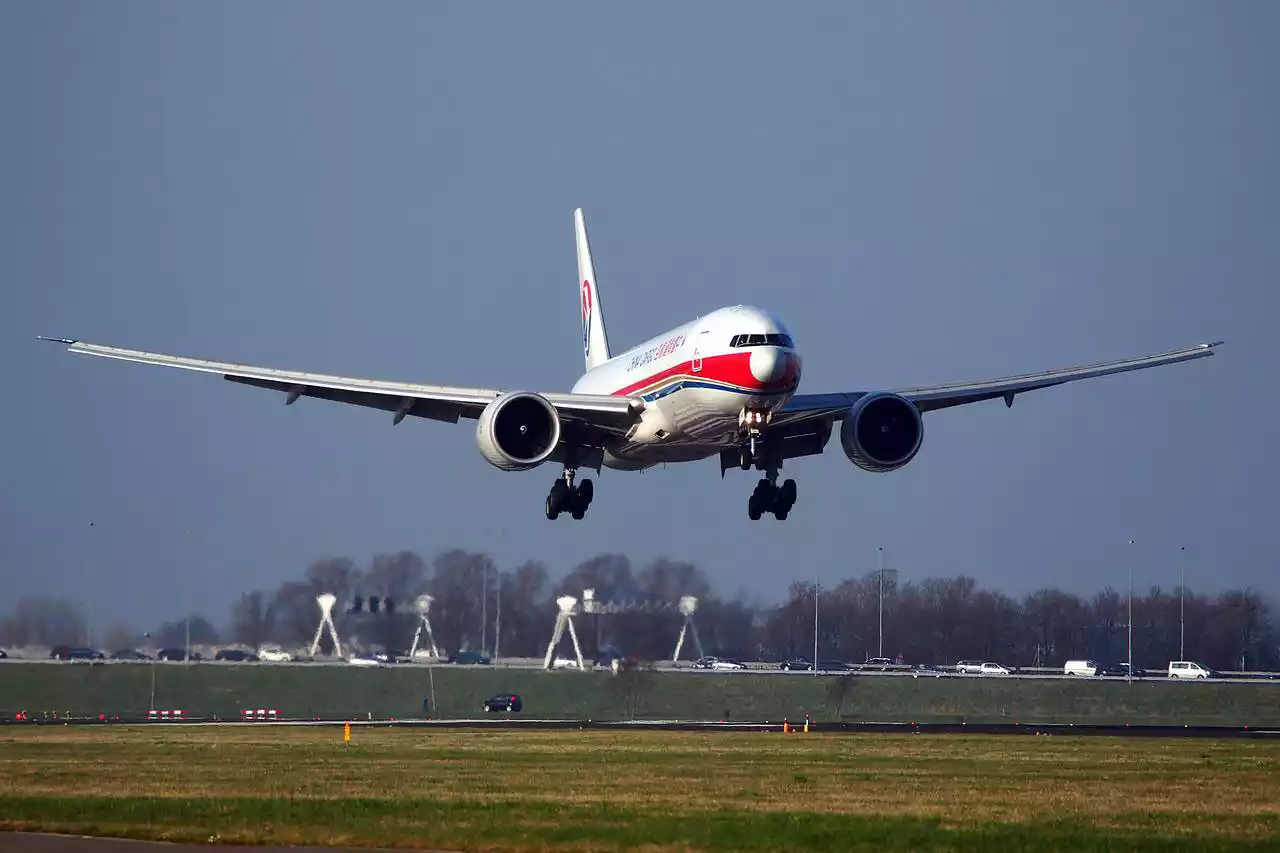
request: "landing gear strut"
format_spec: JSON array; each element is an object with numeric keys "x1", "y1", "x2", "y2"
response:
[
  {"x1": 748, "y1": 469, "x2": 796, "y2": 521},
  {"x1": 738, "y1": 408, "x2": 769, "y2": 470},
  {"x1": 546, "y1": 467, "x2": 594, "y2": 520}
]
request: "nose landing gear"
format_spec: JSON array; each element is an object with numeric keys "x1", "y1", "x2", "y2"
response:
[{"x1": 546, "y1": 468, "x2": 594, "y2": 520}]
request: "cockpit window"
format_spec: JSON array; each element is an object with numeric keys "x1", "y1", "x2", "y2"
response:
[{"x1": 730, "y1": 333, "x2": 794, "y2": 348}]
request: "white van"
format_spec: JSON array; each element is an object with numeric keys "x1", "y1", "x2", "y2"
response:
[
  {"x1": 1168, "y1": 661, "x2": 1212, "y2": 679},
  {"x1": 1063, "y1": 659, "x2": 1101, "y2": 676}
]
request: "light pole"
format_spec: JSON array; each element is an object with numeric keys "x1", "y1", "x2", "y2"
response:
[
  {"x1": 144, "y1": 631, "x2": 155, "y2": 711},
  {"x1": 813, "y1": 578, "x2": 819, "y2": 676},
  {"x1": 85, "y1": 521, "x2": 95, "y2": 649},
  {"x1": 1179, "y1": 545, "x2": 1186, "y2": 661},
  {"x1": 481, "y1": 558, "x2": 488, "y2": 657},
  {"x1": 1127, "y1": 539, "x2": 1134, "y2": 685},
  {"x1": 877, "y1": 546, "x2": 884, "y2": 659},
  {"x1": 494, "y1": 573, "x2": 503, "y2": 663}
]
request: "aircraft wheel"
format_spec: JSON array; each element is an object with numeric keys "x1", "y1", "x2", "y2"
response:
[
  {"x1": 747, "y1": 494, "x2": 763, "y2": 521},
  {"x1": 578, "y1": 478, "x2": 594, "y2": 505}
]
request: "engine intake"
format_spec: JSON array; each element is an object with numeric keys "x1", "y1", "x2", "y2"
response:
[
  {"x1": 840, "y1": 392, "x2": 924, "y2": 472},
  {"x1": 476, "y1": 391, "x2": 561, "y2": 471}
]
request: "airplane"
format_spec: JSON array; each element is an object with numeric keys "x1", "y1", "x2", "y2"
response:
[{"x1": 39, "y1": 208, "x2": 1221, "y2": 521}]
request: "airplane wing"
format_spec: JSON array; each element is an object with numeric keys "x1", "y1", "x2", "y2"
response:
[
  {"x1": 38, "y1": 337, "x2": 643, "y2": 436},
  {"x1": 776, "y1": 340, "x2": 1222, "y2": 424}
]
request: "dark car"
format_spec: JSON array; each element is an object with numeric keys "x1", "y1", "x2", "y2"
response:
[
  {"x1": 1101, "y1": 662, "x2": 1148, "y2": 678},
  {"x1": 450, "y1": 651, "x2": 492, "y2": 665},
  {"x1": 50, "y1": 646, "x2": 104, "y2": 660},
  {"x1": 215, "y1": 649, "x2": 259, "y2": 662},
  {"x1": 483, "y1": 693, "x2": 523, "y2": 713},
  {"x1": 111, "y1": 649, "x2": 152, "y2": 660},
  {"x1": 779, "y1": 658, "x2": 813, "y2": 671},
  {"x1": 157, "y1": 647, "x2": 202, "y2": 661}
]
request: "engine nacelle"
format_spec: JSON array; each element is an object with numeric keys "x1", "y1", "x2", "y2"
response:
[
  {"x1": 475, "y1": 391, "x2": 562, "y2": 471},
  {"x1": 840, "y1": 392, "x2": 924, "y2": 473}
]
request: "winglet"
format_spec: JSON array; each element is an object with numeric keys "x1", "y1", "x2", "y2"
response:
[{"x1": 38, "y1": 336, "x2": 78, "y2": 345}]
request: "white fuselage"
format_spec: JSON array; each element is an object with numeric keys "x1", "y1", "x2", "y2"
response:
[{"x1": 571, "y1": 305, "x2": 802, "y2": 470}]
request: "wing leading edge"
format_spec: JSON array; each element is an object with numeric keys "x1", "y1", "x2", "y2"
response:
[
  {"x1": 779, "y1": 340, "x2": 1222, "y2": 424},
  {"x1": 38, "y1": 338, "x2": 643, "y2": 435}
]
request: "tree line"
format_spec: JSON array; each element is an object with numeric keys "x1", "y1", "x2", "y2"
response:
[{"x1": 1, "y1": 549, "x2": 1275, "y2": 671}]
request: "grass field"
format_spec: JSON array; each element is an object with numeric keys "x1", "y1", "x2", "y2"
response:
[
  {"x1": 4, "y1": 662, "x2": 1279, "y2": 725},
  {"x1": 2, "y1": 726, "x2": 1279, "y2": 851}
]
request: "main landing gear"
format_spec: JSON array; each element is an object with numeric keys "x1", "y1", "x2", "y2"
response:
[
  {"x1": 546, "y1": 468, "x2": 593, "y2": 520},
  {"x1": 748, "y1": 472, "x2": 797, "y2": 521}
]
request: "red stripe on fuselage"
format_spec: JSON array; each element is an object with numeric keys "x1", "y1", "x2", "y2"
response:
[{"x1": 611, "y1": 351, "x2": 787, "y2": 397}]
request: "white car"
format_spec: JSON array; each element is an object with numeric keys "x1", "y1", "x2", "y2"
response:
[
  {"x1": 258, "y1": 646, "x2": 292, "y2": 662},
  {"x1": 552, "y1": 656, "x2": 580, "y2": 669},
  {"x1": 979, "y1": 662, "x2": 1010, "y2": 675},
  {"x1": 955, "y1": 660, "x2": 984, "y2": 674},
  {"x1": 348, "y1": 654, "x2": 383, "y2": 667},
  {"x1": 1168, "y1": 660, "x2": 1213, "y2": 679}
]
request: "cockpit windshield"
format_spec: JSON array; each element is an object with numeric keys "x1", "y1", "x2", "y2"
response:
[{"x1": 730, "y1": 333, "x2": 794, "y2": 348}]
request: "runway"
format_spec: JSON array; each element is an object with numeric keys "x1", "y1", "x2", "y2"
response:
[
  {"x1": 4, "y1": 715, "x2": 1277, "y2": 738},
  {"x1": 0, "y1": 833, "x2": 451, "y2": 853}
]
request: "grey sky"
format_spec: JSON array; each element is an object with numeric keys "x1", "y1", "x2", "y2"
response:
[{"x1": 3, "y1": 2, "x2": 1276, "y2": 631}]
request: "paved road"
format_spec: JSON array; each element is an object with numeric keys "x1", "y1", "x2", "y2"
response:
[{"x1": 0, "y1": 833, "x2": 452, "y2": 853}]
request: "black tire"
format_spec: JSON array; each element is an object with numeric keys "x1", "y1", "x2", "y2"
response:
[
  {"x1": 780, "y1": 478, "x2": 797, "y2": 505},
  {"x1": 571, "y1": 508, "x2": 585, "y2": 520},
  {"x1": 578, "y1": 478, "x2": 594, "y2": 505},
  {"x1": 740, "y1": 450, "x2": 752, "y2": 471},
  {"x1": 748, "y1": 495, "x2": 763, "y2": 521},
  {"x1": 775, "y1": 508, "x2": 789, "y2": 520},
  {"x1": 545, "y1": 493, "x2": 559, "y2": 520}
]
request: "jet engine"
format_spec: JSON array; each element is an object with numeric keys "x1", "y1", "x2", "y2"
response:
[
  {"x1": 475, "y1": 391, "x2": 562, "y2": 471},
  {"x1": 839, "y1": 392, "x2": 924, "y2": 472}
]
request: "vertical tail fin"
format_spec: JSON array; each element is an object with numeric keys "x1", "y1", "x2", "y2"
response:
[{"x1": 575, "y1": 208, "x2": 611, "y2": 371}]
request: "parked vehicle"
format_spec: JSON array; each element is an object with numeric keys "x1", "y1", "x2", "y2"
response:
[
  {"x1": 215, "y1": 649, "x2": 259, "y2": 662},
  {"x1": 1168, "y1": 660, "x2": 1214, "y2": 679},
  {"x1": 258, "y1": 646, "x2": 292, "y2": 662},
  {"x1": 955, "y1": 660, "x2": 984, "y2": 674},
  {"x1": 1064, "y1": 659, "x2": 1102, "y2": 676},
  {"x1": 1100, "y1": 662, "x2": 1147, "y2": 678},
  {"x1": 450, "y1": 651, "x2": 491, "y2": 665},
  {"x1": 779, "y1": 658, "x2": 813, "y2": 671},
  {"x1": 483, "y1": 693, "x2": 523, "y2": 713},
  {"x1": 979, "y1": 662, "x2": 1010, "y2": 675}
]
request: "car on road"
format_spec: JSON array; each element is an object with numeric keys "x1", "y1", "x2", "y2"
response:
[
  {"x1": 1169, "y1": 660, "x2": 1215, "y2": 679},
  {"x1": 779, "y1": 658, "x2": 813, "y2": 671},
  {"x1": 694, "y1": 656, "x2": 746, "y2": 670},
  {"x1": 215, "y1": 649, "x2": 259, "y2": 662},
  {"x1": 912, "y1": 664, "x2": 947, "y2": 678},
  {"x1": 1100, "y1": 662, "x2": 1147, "y2": 678},
  {"x1": 955, "y1": 660, "x2": 984, "y2": 674},
  {"x1": 552, "y1": 655, "x2": 580, "y2": 669},
  {"x1": 111, "y1": 649, "x2": 151, "y2": 660},
  {"x1": 979, "y1": 662, "x2": 1010, "y2": 675},
  {"x1": 258, "y1": 646, "x2": 292, "y2": 662},
  {"x1": 50, "y1": 646, "x2": 104, "y2": 660},
  {"x1": 1064, "y1": 659, "x2": 1103, "y2": 677},
  {"x1": 156, "y1": 647, "x2": 201, "y2": 661},
  {"x1": 862, "y1": 657, "x2": 895, "y2": 670},
  {"x1": 450, "y1": 651, "x2": 491, "y2": 665},
  {"x1": 483, "y1": 693, "x2": 523, "y2": 713}
]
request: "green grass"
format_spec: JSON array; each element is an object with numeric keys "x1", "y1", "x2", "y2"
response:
[
  {"x1": 1, "y1": 727, "x2": 1278, "y2": 851},
  {"x1": 2, "y1": 662, "x2": 1279, "y2": 724}
]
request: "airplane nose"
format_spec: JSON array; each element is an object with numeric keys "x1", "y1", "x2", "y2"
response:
[{"x1": 749, "y1": 347, "x2": 786, "y2": 384}]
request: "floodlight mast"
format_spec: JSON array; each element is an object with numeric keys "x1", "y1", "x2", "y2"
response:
[
  {"x1": 409, "y1": 594, "x2": 442, "y2": 659},
  {"x1": 310, "y1": 593, "x2": 342, "y2": 658},
  {"x1": 672, "y1": 596, "x2": 705, "y2": 663},
  {"x1": 542, "y1": 595, "x2": 585, "y2": 670}
]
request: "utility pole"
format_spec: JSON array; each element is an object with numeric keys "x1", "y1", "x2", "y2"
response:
[
  {"x1": 494, "y1": 574, "x2": 502, "y2": 663},
  {"x1": 184, "y1": 526, "x2": 193, "y2": 666},
  {"x1": 86, "y1": 521, "x2": 95, "y2": 649},
  {"x1": 1179, "y1": 544, "x2": 1186, "y2": 661},
  {"x1": 1127, "y1": 539, "x2": 1134, "y2": 685},
  {"x1": 812, "y1": 578, "x2": 819, "y2": 676},
  {"x1": 877, "y1": 546, "x2": 885, "y2": 658},
  {"x1": 481, "y1": 559, "x2": 488, "y2": 657}
]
